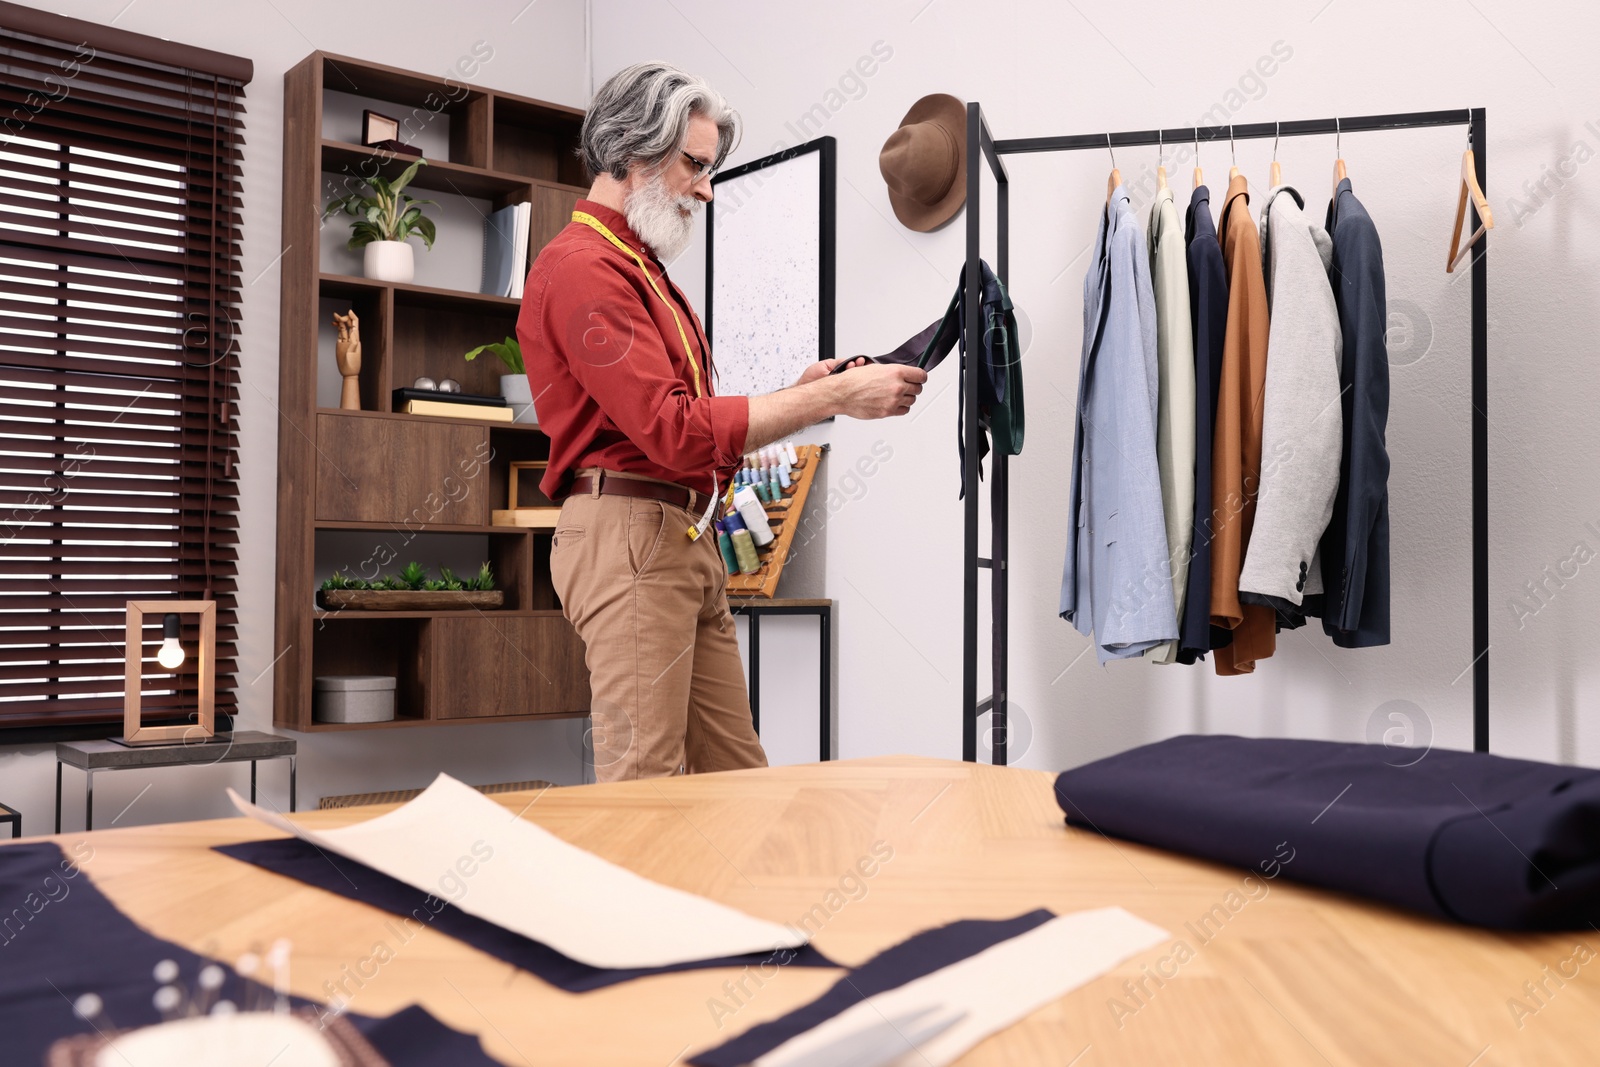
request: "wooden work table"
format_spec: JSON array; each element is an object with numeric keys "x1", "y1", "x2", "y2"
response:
[{"x1": 10, "y1": 756, "x2": 1593, "y2": 1065}]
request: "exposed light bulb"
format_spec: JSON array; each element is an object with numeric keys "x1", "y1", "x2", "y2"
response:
[
  {"x1": 157, "y1": 613, "x2": 185, "y2": 669},
  {"x1": 157, "y1": 638, "x2": 185, "y2": 669}
]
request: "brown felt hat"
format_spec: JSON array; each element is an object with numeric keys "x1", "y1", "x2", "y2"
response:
[{"x1": 878, "y1": 93, "x2": 967, "y2": 232}]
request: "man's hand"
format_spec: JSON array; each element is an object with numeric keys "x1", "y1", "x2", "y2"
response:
[
  {"x1": 794, "y1": 356, "x2": 867, "y2": 386},
  {"x1": 832, "y1": 363, "x2": 927, "y2": 420}
]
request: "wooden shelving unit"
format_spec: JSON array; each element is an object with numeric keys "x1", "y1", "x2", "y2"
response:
[{"x1": 273, "y1": 51, "x2": 591, "y2": 731}]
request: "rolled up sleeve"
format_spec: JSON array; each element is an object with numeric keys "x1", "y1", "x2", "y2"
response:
[{"x1": 540, "y1": 250, "x2": 749, "y2": 471}]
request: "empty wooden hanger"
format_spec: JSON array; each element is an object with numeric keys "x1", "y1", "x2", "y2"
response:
[
  {"x1": 1332, "y1": 116, "x2": 1348, "y2": 194},
  {"x1": 1106, "y1": 134, "x2": 1121, "y2": 202},
  {"x1": 1447, "y1": 128, "x2": 1492, "y2": 272}
]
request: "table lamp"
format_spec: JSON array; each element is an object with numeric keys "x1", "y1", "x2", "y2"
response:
[{"x1": 121, "y1": 600, "x2": 217, "y2": 746}]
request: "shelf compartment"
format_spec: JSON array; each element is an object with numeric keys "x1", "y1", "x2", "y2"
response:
[
  {"x1": 392, "y1": 297, "x2": 519, "y2": 400},
  {"x1": 319, "y1": 273, "x2": 521, "y2": 313},
  {"x1": 310, "y1": 615, "x2": 427, "y2": 725},
  {"x1": 320, "y1": 138, "x2": 531, "y2": 199}
]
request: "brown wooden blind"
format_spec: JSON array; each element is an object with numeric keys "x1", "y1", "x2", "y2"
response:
[{"x1": 0, "y1": 7, "x2": 251, "y2": 729}]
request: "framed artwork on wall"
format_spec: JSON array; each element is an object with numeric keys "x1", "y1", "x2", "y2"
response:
[{"x1": 705, "y1": 136, "x2": 835, "y2": 400}]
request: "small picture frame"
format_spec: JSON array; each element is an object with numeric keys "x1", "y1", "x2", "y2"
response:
[{"x1": 361, "y1": 109, "x2": 399, "y2": 147}]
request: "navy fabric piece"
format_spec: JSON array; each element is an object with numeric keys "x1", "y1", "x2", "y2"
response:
[
  {"x1": 0, "y1": 841, "x2": 495, "y2": 1066},
  {"x1": 1178, "y1": 186, "x2": 1233, "y2": 663},
  {"x1": 215, "y1": 837, "x2": 837, "y2": 991},
  {"x1": 688, "y1": 910, "x2": 1054, "y2": 1067},
  {"x1": 834, "y1": 259, "x2": 1023, "y2": 499},
  {"x1": 1318, "y1": 177, "x2": 1392, "y2": 647},
  {"x1": 1052, "y1": 734, "x2": 1600, "y2": 929}
]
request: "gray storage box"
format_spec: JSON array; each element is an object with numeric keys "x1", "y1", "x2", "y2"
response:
[{"x1": 313, "y1": 675, "x2": 396, "y2": 723}]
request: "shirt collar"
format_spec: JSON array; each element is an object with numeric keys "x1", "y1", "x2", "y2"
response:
[
  {"x1": 1328, "y1": 176, "x2": 1354, "y2": 226},
  {"x1": 573, "y1": 198, "x2": 651, "y2": 257}
]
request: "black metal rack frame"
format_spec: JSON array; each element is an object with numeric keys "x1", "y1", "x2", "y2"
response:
[{"x1": 960, "y1": 105, "x2": 1489, "y2": 764}]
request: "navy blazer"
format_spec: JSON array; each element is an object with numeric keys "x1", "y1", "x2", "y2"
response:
[
  {"x1": 1178, "y1": 187, "x2": 1231, "y2": 663},
  {"x1": 1319, "y1": 178, "x2": 1391, "y2": 646}
]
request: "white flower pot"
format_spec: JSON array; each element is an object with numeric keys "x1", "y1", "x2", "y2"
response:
[
  {"x1": 363, "y1": 240, "x2": 414, "y2": 282},
  {"x1": 500, "y1": 373, "x2": 537, "y2": 425}
]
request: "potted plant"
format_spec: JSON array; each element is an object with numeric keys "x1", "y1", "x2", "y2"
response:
[
  {"x1": 465, "y1": 336, "x2": 536, "y2": 424},
  {"x1": 322, "y1": 158, "x2": 437, "y2": 283},
  {"x1": 317, "y1": 561, "x2": 501, "y2": 611}
]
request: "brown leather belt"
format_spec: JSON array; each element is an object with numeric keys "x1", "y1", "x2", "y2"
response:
[{"x1": 568, "y1": 471, "x2": 699, "y2": 511}]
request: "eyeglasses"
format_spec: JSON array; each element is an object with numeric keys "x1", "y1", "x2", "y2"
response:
[{"x1": 681, "y1": 149, "x2": 716, "y2": 182}]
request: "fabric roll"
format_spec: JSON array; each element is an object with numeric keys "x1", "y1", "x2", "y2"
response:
[{"x1": 1052, "y1": 734, "x2": 1600, "y2": 929}]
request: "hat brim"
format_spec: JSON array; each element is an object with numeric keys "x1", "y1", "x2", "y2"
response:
[{"x1": 885, "y1": 93, "x2": 967, "y2": 233}]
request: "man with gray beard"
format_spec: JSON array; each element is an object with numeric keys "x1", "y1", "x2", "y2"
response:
[{"x1": 517, "y1": 62, "x2": 925, "y2": 781}]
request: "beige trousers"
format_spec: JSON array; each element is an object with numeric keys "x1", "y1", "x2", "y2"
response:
[{"x1": 549, "y1": 486, "x2": 768, "y2": 781}]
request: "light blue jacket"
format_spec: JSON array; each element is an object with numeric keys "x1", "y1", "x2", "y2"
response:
[{"x1": 1060, "y1": 186, "x2": 1177, "y2": 663}]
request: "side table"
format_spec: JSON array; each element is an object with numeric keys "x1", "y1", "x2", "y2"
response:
[
  {"x1": 55, "y1": 730, "x2": 297, "y2": 833},
  {"x1": 728, "y1": 597, "x2": 832, "y2": 761}
]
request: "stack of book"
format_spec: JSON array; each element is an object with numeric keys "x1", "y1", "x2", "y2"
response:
[
  {"x1": 481, "y1": 202, "x2": 532, "y2": 299},
  {"x1": 392, "y1": 387, "x2": 513, "y2": 422}
]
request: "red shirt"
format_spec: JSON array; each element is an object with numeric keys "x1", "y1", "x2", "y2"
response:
[{"x1": 518, "y1": 199, "x2": 750, "y2": 503}]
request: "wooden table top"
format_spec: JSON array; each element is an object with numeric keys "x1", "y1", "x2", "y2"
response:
[{"x1": 14, "y1": 756, "x2": 1593, "y2": 1066}]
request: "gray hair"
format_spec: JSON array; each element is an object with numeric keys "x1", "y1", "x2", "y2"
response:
[{"x1": 581, "y1": 61, "x2": 740, "y2": 182}]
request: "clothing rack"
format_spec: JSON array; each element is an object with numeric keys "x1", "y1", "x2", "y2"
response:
[{"x1": 959, "y1": 105, "x2": 1489, "y2": 763}]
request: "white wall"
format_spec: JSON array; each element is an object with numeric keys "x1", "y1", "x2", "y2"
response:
[
  {"x1": 594, "y1": 0, "x2": 1600, "y2": 774},
  {"x1": 1, "y1": 0, "x2": 594, "y2": 833}
]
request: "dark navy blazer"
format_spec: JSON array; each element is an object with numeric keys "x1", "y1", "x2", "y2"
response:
[
  {"x1": 1178, "y1": 187, "x2": 1231, "y2": 663},
  {"x1": 1318, "y1": 178, "x2": 1391, "y2": 646}
]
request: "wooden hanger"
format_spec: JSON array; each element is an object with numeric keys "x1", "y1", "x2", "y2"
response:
[
  {"x1": 1332, "y1": 117, "x2": 1347, "y2": 194},
  {"x1": 1156, "y1": 130, "x2": 1169, "y2": 192},
  {"x1": 1228, "y1": 124, "x2": 1240, "y2": 181},
  {"x1": 1447, "y1": 139, "x2": 1492, "y2": 273},
  {"x1": 1269, "y1": 121, "x2": 1282, "y2": 187},
  {"x1": 1193, "y1": 130, "x2": 1203, "y2": 189},
  {"x1": 1106, "y1": 134, "x2": 1121, "y2": 203}
]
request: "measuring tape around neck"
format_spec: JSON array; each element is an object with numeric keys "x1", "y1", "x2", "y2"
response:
[{"x1": 571, "y1": 208, "x2": 720, "y2": 539}]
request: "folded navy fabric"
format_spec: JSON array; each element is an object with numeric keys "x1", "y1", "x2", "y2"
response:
[
  {"x1": 0, "y1": 841, "x2": 494, "y2": 1066},
  {"x1": 215, "y1": 836, "x2": 837, "y2": 991},
  {"x1": 689, "y1": 909, "x2": 1054, "y2": 1067},
  {"x1": 1052, "y1": 734, "x2": 1600, "y2": 929}
]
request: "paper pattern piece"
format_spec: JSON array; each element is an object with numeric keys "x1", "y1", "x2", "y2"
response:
[
  {"x1": 750, "y1": 907, "x2": 1168, "y2": 1067},
  {"x1": 227, "y1": 774, "x2": 808, "y2": 969}
]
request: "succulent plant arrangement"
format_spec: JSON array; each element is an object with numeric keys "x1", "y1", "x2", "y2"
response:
[{"x1": 320, "y1": 561, "x2": 495, "y2": 593}]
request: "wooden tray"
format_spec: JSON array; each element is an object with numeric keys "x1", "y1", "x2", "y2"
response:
[
  {"x1": 317, "y1": 589, "x2": 504, "y2": 611},
  {"x1": 726, "y1": 443, "x2": 825, "y2": 598}
]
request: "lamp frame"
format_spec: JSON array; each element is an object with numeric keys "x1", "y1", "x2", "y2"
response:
[{"x1": 123, "y1": 599, "x2": 216, "y2": 745}]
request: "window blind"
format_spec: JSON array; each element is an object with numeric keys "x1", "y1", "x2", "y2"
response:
[{"x1": 0, "y1": 5, "x2": 251, "y2": 730}]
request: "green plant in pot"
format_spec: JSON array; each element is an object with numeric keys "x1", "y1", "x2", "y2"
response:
[
  {"x1": 322, "y1": 158, "x2": 437, "y2": 283},
  {"x1": 465, "y1": 335, "x2": 536, "y2": 424}
]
